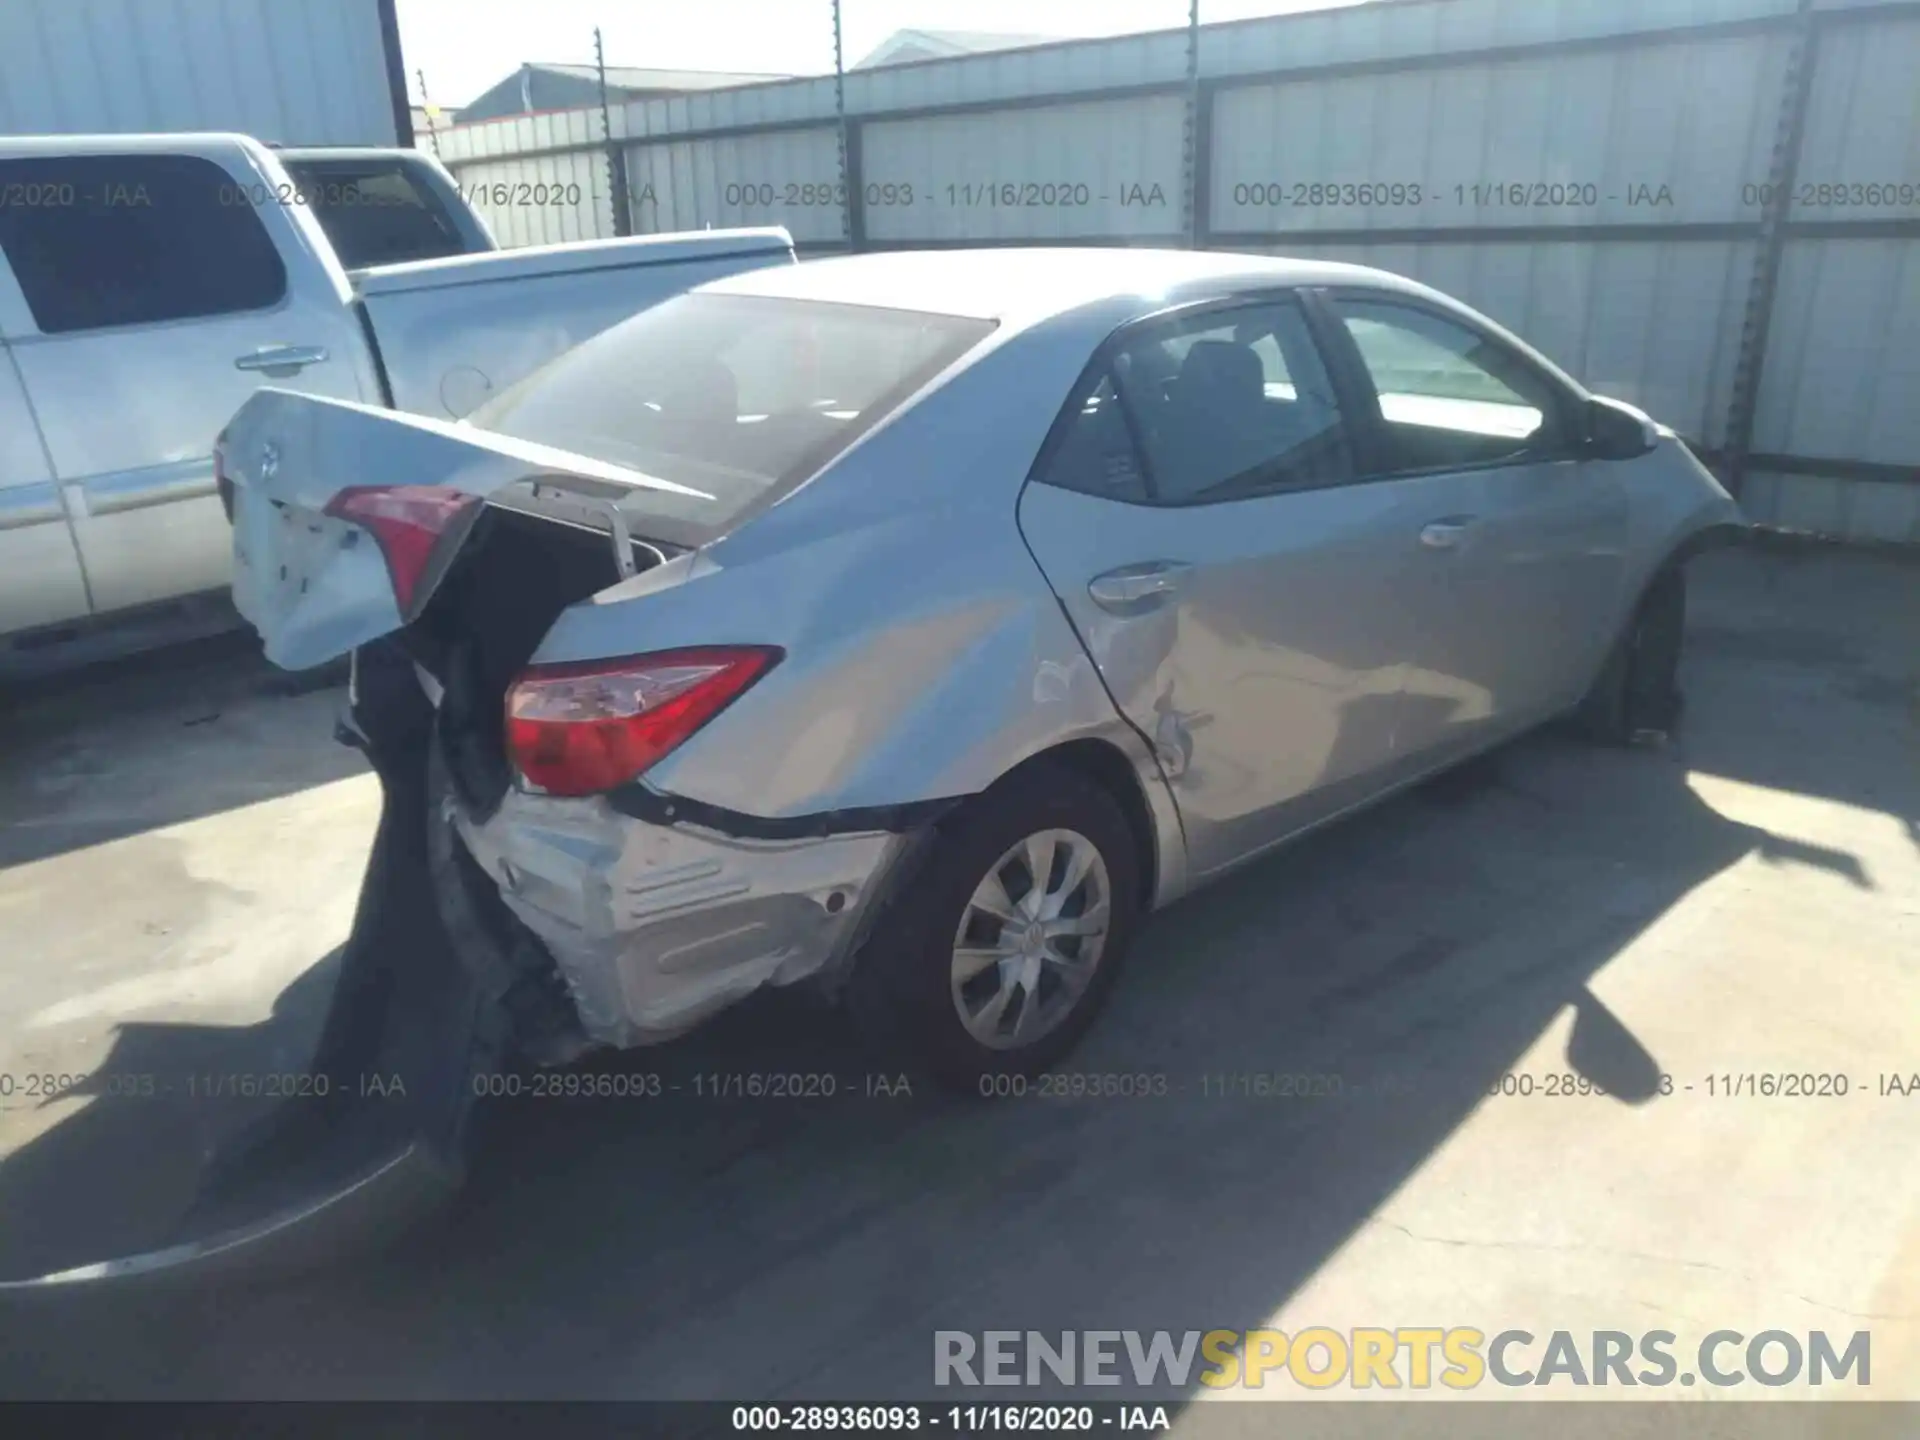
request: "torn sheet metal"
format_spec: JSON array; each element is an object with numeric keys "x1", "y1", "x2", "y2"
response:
[{"x1": 447, "y1": 786, "x2": 914, "y2": 1047}]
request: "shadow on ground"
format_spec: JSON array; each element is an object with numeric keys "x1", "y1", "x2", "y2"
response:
[
  {"x1": 0, "y1": 713, "x2": 1766, "y2": 1399},
  {"x1": 0, "y1": 630, "x2": 356, "y2": 870},
  {"x1": 0, "y1": 542, "x2": 1911, "y2": 1400}
]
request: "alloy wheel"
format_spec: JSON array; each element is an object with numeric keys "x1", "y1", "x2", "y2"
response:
[{"x1": 948, "y1": 827, "x2": 1112, "y2": 1050}]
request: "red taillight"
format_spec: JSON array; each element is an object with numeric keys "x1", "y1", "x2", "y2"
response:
[
  {"x1": 323, "y1": 485, "x2": 481, "y2": 614},
  {"x1": 505, "y1": 647, "x2": 781, "y2": 797}
]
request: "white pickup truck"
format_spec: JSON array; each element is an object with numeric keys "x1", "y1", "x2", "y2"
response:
[{"x1": 0, "y1": 132, "x2": 795, "y2": 661}]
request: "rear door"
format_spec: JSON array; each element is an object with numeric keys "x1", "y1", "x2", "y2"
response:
[
  {"x1": 0, "y1": 144, "x2": 375, "y2": 617},
  {"x1": 1319, "y1": 291, "x2": 1629, "y2": 761},
  {"x1": 1016, "y1": 293, "x2": 1428, "y2": 881}
]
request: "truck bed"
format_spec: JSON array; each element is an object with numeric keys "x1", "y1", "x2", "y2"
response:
[{"x1": 351, "y1": 227, "x2": 796, "y2": 421}]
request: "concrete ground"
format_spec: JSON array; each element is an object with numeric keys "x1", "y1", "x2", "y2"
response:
[{"x1": 0, "y1": 543, "x2": 1914, "y2": 1411}]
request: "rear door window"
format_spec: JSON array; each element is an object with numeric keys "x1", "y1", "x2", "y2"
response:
[
  {"x1": 1036, "y1": 376, "x2": 1151, "y2": 503},
  {"x1": 1039, "y1": 296, "x2": 1352, "y2": 505},
  {"x1": 0, "y1": 154, "x2": 286, "y2": 334}
]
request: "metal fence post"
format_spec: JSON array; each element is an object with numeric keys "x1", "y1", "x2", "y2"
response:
[
  {"x1": 833, "y1": 0, "x2": 860, "y2": 251},
  {"x1": 595, "y1": 26, "x2": 634, "y2": 237},
  {"x1": 415, "y1": 69, "x2": 441, "y2": 157},
  {"x1": 1722, "y1": 0, "x2": 1820, "y2": 498},
  {"x1": 1184, "y1": 0, "x2": 1202, "y2": 249}
]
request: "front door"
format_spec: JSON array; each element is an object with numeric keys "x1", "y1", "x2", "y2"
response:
[
  {"x1": 1016, "y1": 293, "x2": 1430, "y2": 881},
  {"x1": 1318, "y1": 292, "x2": 1630, "y2": 762}
]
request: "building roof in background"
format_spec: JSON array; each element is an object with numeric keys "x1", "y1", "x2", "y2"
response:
[
  {"x1": 852, "y1": 28, "x2": 1062, "y2": 69},
  {"x1": 455, "y1": 33, "x2": 1070, "y2": 126},
  {"x1": 452, "y1": 59, "x2": 796, "y2": 124},
  {"x1": 526, "y1": 61, "x2": 792, "y2": 92}
]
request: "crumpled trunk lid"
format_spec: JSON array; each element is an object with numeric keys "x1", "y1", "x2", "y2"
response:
[{"x1": 222, "y1": 387, "x2": 706, "y2": 671}]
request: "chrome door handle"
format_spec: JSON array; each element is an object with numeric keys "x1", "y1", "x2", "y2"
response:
[
  {"x1": 235, "y1": 344, "x2": 330, "y2": 376},
  {"x1": 1088, "y1": 561, "x2": 1192, "y2": 611},
  {"x1": 1419, "y1": 516, "x2": 1477, "y2": 550}
]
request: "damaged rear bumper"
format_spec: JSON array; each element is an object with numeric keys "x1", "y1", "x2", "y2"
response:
[{"x1": 441, "y1": 780, "x2": 934, "y2": 1050}]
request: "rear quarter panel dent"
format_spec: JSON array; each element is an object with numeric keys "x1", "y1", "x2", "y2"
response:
[
  {"x1": 609, "y1": 512, "x2": 1125, "y2": 809},
  {"x1": 532, "y1": 498, "x2": 1192, "y2": 896}
]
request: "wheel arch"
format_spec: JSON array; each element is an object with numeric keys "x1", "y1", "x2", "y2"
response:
[
  {"x1": 994, "y1": 734, "x2": 1184, "y2": 914},
  {"x1": 1605, "y1": 518, "x2": 1739, "y2": 661}
]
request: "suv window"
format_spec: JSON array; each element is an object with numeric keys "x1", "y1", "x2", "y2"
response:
[
  {"x1": 1332, "y1": 297, "x2": 1570, "y2": 474},
  {"x1": 0, "y1": 154, "x2": 286, "y2": 334},
  {"x1": 280, "y1": 158, "x2": 476, "y2": 267},
  {"x1": 1045, "y1": 297, "x2": 1350, "y2": 505}
]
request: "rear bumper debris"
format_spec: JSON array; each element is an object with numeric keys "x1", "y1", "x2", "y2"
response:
[
  {"x1": 445, "y1": 781, "x2": 918, "y2": 1049},
  {"x1": 1, "y1": 661, "x2": 496, "y2": 1290},
  {"x1": 0, "y1": 1144, "x2": 460, "y2": 1294}
]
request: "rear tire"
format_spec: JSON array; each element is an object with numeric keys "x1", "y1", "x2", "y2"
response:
[
  {"x1": 1574, "y1": 565, "x2": 1687, "y2": 745},
  {"x1": 846, "y1": 763, "x2": 1142, "y2": 1093}
]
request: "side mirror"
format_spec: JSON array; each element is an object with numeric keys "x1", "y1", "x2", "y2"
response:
[{"x1": 1584, "y1": 395, "x2": 1660, "y2": 461}]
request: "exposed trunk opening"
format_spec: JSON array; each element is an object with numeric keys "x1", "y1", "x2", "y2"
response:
[{"x1": 400, "y1": 503, "x2": 664, "y2": 818}]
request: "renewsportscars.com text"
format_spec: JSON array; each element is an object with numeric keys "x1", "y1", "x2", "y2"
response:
[{"x1": 934, "y1": 1328, "x2": 1871, "y2": 1390}]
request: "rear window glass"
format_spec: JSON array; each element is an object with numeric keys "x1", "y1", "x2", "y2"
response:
[
  {"x1": 279, "y1": 159, "x2": 476, "y2": 267},
  {"x1": 468, "y1": 292, "x2": 997, "y2": 527}
]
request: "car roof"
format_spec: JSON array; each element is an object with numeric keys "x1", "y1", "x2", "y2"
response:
[{"x1": 700, "y1": 246, "x2": 1425, "y2": 329}]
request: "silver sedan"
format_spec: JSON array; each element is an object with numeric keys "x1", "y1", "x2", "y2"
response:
[{"x1": 221, "y1": 248, "x2": 1744, "y2": 1089}]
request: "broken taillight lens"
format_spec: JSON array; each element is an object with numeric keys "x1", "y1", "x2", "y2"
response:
[
  {"x1": 504, "y1": 647, "x2": 781, "y2": 797},
  {"x1": 322, "y1": 485, "x2": 481, "y2": 614}
]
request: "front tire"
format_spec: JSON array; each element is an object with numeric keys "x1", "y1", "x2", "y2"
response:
[
  {"x1": 847, "y1": 763, "x2": 1142, "y2": 1091},
  {"x1": 1574, "y1": 565, "x2": 1687, "y2": 744}
]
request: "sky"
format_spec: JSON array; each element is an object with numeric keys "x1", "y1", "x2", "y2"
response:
[{"x1": 395, "y1": 0, "x2": 1364, "y2": 109}]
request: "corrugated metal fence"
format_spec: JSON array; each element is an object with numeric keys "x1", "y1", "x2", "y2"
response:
[{"x1": 432, "y1": 0, "x2": 1920, "y2": 543}]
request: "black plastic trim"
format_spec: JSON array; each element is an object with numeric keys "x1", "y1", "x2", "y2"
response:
[
  {"x1": 351, "y1": 302, "x2": 398, "y2": 409},
  {"x1": 605, "y1": 784, "x2": 963, "y2": 840},
  {"x1": 1672, "y1": 521, "x2": 1750, "y2": 563},
  {"x1": 1298, "y1": 284, "x2": 1392, "y2": 476}
]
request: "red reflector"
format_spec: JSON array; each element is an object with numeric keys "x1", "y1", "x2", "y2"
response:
[
  {"x1": 505, "y1": 647, "x2": 780, "y2": 798},
  {"x1": 322, "y1": 485, "x2": 480, "y2": 613}
]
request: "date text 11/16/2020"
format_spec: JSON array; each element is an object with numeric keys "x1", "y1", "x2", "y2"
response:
[
  {"x1": 451, "y1": 180, "x2": 1173, "y2": 211},
  {"x1": 705, "y1": 182, "x2": 1171, "y2": 210},
  {"x1": 0, "y1": 1069, "x2": 1400, "y2": 1103},
  {"x1": 9, "y1": 1070, "x2": 1916, "y2": 1104}
]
